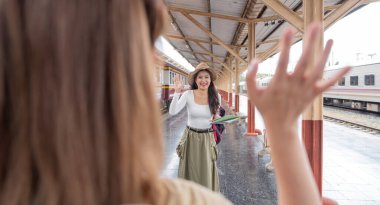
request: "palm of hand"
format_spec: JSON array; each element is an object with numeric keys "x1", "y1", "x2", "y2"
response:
[
  {"x1": 255, "y1": 77, "x2": 316, "y2": 123},
  {"x1": 246, "y1": 23, "x2": 350, "y2": 125},
  {"x1": 174, "y1": 75, "x2": 183, "y2": 93}
]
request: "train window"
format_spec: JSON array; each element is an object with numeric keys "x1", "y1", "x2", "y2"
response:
[
  {"x1": 350, "y1": 76, "x2": 358, "y2": 86},
  {"x1": 338, "y1": 77, "x2": 345, "y2": 86},
  {"x1": 169, "y1": 72, "x2": 174, "y2": 85},
  {"x1": 365, "y1": 74, "x2": 375, "y2": 86}
]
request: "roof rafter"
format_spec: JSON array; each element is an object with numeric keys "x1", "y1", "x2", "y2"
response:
[
  {"x1": 254, "y1": 4, "x2": 341, "y2": 23},
  {"x1": 176, "y1": 49, "x2": 225, "y2": 59},
  {"x1": 258, "y1": 0, "x2": 368, "y2": 63},
  {"x1": 195, "y1": 42, "x2": 234, "y2": 73},
  {"x1": 165, "y1": 34, "x2": 246, "y2": 48},
  {"x1": 168, "y1": 12, "x2": 200, "y2": 67},
  {"x1": 261, "y1": 0, "x2": 304, "y2": 32},
  {"x1": 168, "y1": 5, "x2": 251, "y2": 23},
  {"x1": 181, "y1": 12, "x2": 247, "y2": 63},
  {"x1": 207, "y1": 0, "x2": 214, "y2": 68},
  {"x1": 168, "y1": 3, "x2": 356, "y2": 24},
  {"x1": 324, "y1": 0, "x2": 362, "y2": 29}
]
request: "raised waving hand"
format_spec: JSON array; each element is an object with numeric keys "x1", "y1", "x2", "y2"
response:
[
  {"x1": 246, "y1": 23, "x2": 350, "y2": 128},
  {"x1": 245, "y1": 23, "x2": 350, "y2": 205},
  {"x1": 174, "y1": 74, "x2": 184, "y2": 93}
]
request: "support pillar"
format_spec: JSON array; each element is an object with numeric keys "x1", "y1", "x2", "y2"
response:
[
  {"x1": 302, "y1": 1, "x2": 336, "y2": 204},
  {"x1": 234, "y1": 57, "x2": 240, "y2": 112},
  {"x1": 246, "y1": 22, "x2": 259, "y2": 136},
  {"x1": 234, "y1": 93, "x2": 239, "y2": 112},
  {"x1": 229, "y1": 59, "x2": 233, "y2": 108},
  {"x1": 229, "y1": 92, "x2": 233, "y2": 107}
]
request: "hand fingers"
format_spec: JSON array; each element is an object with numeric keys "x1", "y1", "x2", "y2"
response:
[
  {"x1": 175, "y1": 75, "x2": 182, "y2": 85},
  {"x1": 274, "y1": 28, "x2": 294, "y2": 79},
  {"x1": 246, "y1": 59, "x2": 260, "y2": 99},
  {"x1": 315, "y1": 66, "x2": 351, "y2": 94},
  {"x1": 308, "y1": 39, "x2": 334, "y2": 84},
  {"x1": 293, "y1": 23, "x2": 321, "y2": 78},
  {"x1": 174, "y1": 75, "x2": 179, "y2": 83}
]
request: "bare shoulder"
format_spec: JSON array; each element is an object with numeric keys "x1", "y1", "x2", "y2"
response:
[{"x1": 160, "y1": 178, "x2": 232, "y2": 205}]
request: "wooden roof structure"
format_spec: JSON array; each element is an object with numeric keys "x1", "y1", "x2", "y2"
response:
[
  {"x1": 163, "y1": 0, "x2": 380, "y2": 195},
  {"x1": 164, "y1": 0, "x2": 378, "y2": 78}
]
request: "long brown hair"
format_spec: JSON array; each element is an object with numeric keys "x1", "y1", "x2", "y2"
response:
[{"x1": 0, "y1": 0, "x2": 166, "y2": 204}]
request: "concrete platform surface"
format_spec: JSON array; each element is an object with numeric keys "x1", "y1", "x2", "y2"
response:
[{"x1": 161, "y1": 102, "x2": 380, "y2": 205}]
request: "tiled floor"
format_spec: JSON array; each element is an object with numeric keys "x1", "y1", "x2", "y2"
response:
[
  {"x1": 161, "y1": 105, "x2": 278, "y2": 204},
  {"x1": 323, "y1": 121, "x2": 380, "y2": 205},
  {"x1": 161, "y1": 100, "x2": 380, "y2": 205}
]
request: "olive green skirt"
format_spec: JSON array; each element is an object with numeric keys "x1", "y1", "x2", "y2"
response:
[{"x1": 176, "y1": 127, "x2": 220, "y2": 191}]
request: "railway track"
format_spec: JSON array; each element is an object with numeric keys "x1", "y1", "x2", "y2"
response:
[
  {"x1": 324, "y1": 104, "x2": 380, "y2": 115},
  {"x1": 323, "y1": 115, "x2": 380, "y2": 135}
]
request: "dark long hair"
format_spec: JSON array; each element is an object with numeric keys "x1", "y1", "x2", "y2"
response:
[{"x1": 191, "y1": 71, "x2": 220, "y2": 115}]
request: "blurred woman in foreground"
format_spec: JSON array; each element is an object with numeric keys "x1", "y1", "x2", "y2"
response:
[{"x1": 0, "y1": 0, "x2": 348, "y2": 204}]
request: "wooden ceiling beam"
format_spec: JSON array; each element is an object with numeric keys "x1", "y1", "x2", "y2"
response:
[
  {"x1": 176, "y1": 49, "x2": 225, "y2": 59},
  {"x1": 171, "y1": 35, "x2": 277, "y2": 51},
  {"x1": 254, "y1": 1, "x2": 378, "y2": 23},
  {"x1": 168, "y1": 13, "x2": 201, "y2": 65},
  {"x1": 257, "y1": 34, "x2": 302, "y2": 46},
  {"x1": 258, "y1": 0, "x2": 366, "y2": 64},
  {"x1": 187, "y1": 59, "x2": 224, "y2": 66},
  {"x1": 181, "y1": 12, "x2": 248, "y2": 64},
  {"x1": 196, "y1": 53, "x2": 210, "y2": 62},
  {"x1": 168, "y1": 5, "x2": 251, "y2": 23},
  {"x1": 257, "y1": 38, "x2": 279, "y2": 46},
  {"x1": 165, "y1": 34, "x2": 246, "y2": 48},
  {"x1": 254, "y1": 4, "x2": 342, "y2": 23},
  {"x1": 361, "y1": 0, "x2": 380, "y2": 4},
  {"x1": 186, "y1": 57, "x2": 199, "y2": 61},
  {"x1": 195, "y1": 42, "x2": 234, "y2": 74},
  {"x1": 168, "y1": 4, "x2": 348, "y2": 25},
  {"x1": 324, "y1": 0, "x2": 362, "y2": 29},
  {"x1": 261, "y1": 0, "x2": 304, "y2": 32},
  {"x1": 207, "y1": 0, "x2": 214, "y2": 68}
]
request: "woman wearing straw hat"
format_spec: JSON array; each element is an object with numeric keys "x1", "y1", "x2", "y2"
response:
[{"x1": 169, "y1": 62, "x2": 221, "y2": 191}]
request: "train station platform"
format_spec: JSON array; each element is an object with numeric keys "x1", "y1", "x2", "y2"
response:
[{"x1": 161, "y1": 98, "x2": 380, "y2": 205}]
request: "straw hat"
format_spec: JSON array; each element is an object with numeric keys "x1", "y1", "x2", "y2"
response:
[{"x1": 188, "y1": 62, "x2": 217, "y2": 85}]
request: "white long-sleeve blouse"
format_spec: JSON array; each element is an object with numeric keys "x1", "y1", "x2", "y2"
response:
[{"x1": 169, "y1": 90, "x2": 221, "y2": 129}]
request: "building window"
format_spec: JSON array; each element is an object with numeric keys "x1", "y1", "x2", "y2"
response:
[
  {"x1": 338, "y1": 77, "x2": 345, "y2": 86},
  {"x1": 350, "y1": 76, "x2": 358, "y2": 86},
  {"x1": 365, "y1": 74, "x2": 375, "y2": 86}
]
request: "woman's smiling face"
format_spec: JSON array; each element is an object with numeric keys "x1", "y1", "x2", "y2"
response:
[{"x1": 195, "y1": 70, "x2": 211, "y2": 90}]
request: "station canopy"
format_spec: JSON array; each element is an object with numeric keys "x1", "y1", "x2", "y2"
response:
[{"x1": 163, "y1": 0, "x2": 377, "y2": 76}]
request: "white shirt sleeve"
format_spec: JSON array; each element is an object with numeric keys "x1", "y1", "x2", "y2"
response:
[{"x1": 169, "y1": 90, "x2": 189, "y2": 115}]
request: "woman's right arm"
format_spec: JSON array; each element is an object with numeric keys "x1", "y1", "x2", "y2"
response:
[
  {"x1": 245, "y1": 23, "x2": 350, "y2": 205},
  {"x1": 168, "y1": 91, "x2": 188, "y2": 115},
  {"x1": 169, "y1": 75, "x2": 188, "y2": 115}
]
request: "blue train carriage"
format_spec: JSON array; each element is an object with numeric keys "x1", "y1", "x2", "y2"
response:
[{"x1": 323, "y1": 62, "x2": 380, "y2": 113}]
